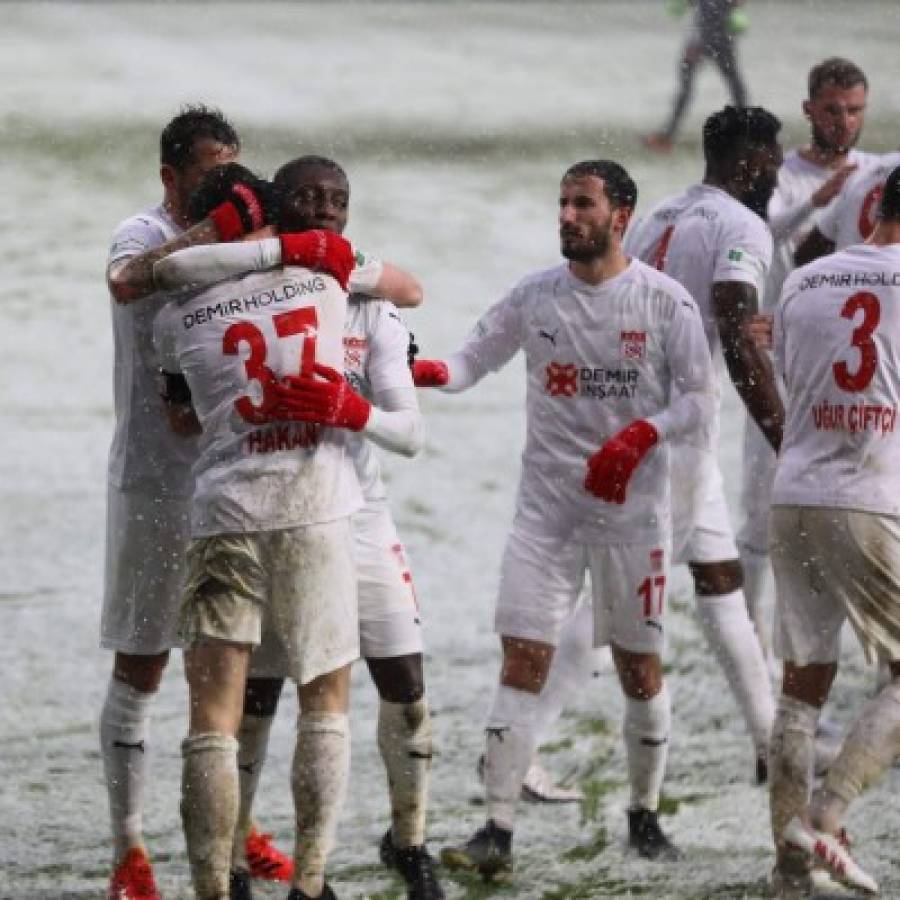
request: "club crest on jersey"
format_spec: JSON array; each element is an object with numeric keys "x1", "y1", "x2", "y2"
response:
[
  {"x1": 545, "y1": 362, "x2": 578, "y2": 397},
  {"x1": 620, "y1": 330, "x2": 646, "y2": 360},
  {"x1": 343, "y1": 335, "x2": 367, "y2": 368}
]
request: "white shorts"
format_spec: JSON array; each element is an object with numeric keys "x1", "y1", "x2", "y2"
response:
[
  {"x1": 772, "y1": 506, "x2": 900, "y2": 666},
  {"x1": 354, "y1": 501, "x2": 423, "y2": 659},
  {"x1": 183, "y1": 519, "x2": 359, "y2": 686},
  {"x1": 737, "y1": 413, "x2": 777, "y2": 556},
  {"x1": 494, "y1": 523, "x2": 669, "y2": 655},
  {"x1": 671, "y1": 442, "x2": 739, "y2": 565},
  {"x1": 101, "y1": 484, "x2": 190, "y2": 655}
]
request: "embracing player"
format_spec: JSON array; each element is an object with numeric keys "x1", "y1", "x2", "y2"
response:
[
  {"x1": 768, "y1": 165, "x2": 900, "y2": 897},
  {"x1": 414, "y1": 160, "x2": 715, "y2": 876}
]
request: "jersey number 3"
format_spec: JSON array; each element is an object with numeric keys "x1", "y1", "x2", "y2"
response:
[
  {"x1": 833, "y1": 291, "x2": 879, "y2": 393},
  {"x1": 223, "y1": 308, "x2": 318, "y2": 423}
]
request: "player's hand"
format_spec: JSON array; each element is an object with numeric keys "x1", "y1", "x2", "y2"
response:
[
  {"x1": 745, "y1": 313, "x2": 774, "y2": 350},
  {"x1": 584, "y1": 420, "x2": 659, "y2": 504},
  {"x1": 411, "y1": 359, "x2": 449, "y2": 388},
  {"x1": 270, "y1": 363, "x2": 371, "y2": 431},
  {"x1": 280, "y1": 231, "x2": 355, "y2": 291},
  {"x1": 207, "y1": 175, "x2": 279, "y2": 242},
  {"x1": 811, "y1": 164, "x2": 858, "y2": 208}
]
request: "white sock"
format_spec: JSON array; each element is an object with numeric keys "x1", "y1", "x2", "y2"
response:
[
  {"x1": 100, "y1": 676, "x2": 154, "y2": 862},
  {"x1": 233, "y1": 712, "x2": 275, "y2": 869},
  {"x1": 769, "y1": 695, "x2": 819, "y2": 846},
  {"x1": 292, "y1": 712, "x2": 350, "y2": 897},
  {"x1": 533, "y1": 598, "x2": 606, "y2": 744},
  {"x1": 181, "y1": 732, "x2": 239, "y2": 900},
  {"x1": 377, "y1": 698, "x2": 432, "y2": 848},
  {"x1": 812, "y1": 679, "x2": 900, "y2": 833},
  {"x1": 696, "y1": 590, "x2": 775, "y2": 751},
  {"x1": 739, "y1": 548, "x2": 773, "y2": 659},
  {"x1": 623, "y1": 685, "x2": 671, "y2": 812},
  {"x1": 484, "y1": 685, "x2": 540, "y2": 831}
]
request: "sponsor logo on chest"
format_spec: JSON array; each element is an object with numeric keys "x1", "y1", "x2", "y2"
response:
[{"x1": 544, "y1": 361, "x2": 640, "y2": 399}]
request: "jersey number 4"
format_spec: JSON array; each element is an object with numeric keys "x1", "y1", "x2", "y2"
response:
[
  {"x1": 833, "y1": 291, "x2": 880, "y2": 393},
  {"x1": 223, "y1": 308, "x2": 318, "y2": 424}
]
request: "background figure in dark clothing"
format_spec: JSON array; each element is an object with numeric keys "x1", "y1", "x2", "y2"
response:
[{"x1": 644, "y1": 0, "x2": 749, "y2": 151}]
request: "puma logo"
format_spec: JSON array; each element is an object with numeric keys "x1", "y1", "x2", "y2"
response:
[
  {"x1": 538, "y1": 328, "x2": 559, "y2": 346},
  {"x1": 645, "y1": 619, "x2": 664, "y2": 633}
]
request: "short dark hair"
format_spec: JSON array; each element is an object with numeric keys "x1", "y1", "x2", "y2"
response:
[
  {"x1": 808, "y1": 57, "x2": 868, "y2": 100},
  {"x1": 186, "y1": 162, "x2": 265, "y2": 224},
  {"x1": 563, "y1": 160, "x2": 637, "y2": 210},
  {"x1": 273, "y1": 155, "x2": 348, "y2": 191},
  {"x1": 879, "y1": 166, "x2": 900, "y2": 222},
  {"x1": 703, "y1": 106, "x2": 781, "y2": 174},
  {"x1": 160, "y1": 104, "x2": 240, "y2": 170}
]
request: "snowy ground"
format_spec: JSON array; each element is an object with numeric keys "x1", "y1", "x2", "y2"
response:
[{"x1": 2, "y1": 2, "x2": 900, "y2": 898}]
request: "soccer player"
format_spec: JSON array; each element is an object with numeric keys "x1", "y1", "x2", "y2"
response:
[
  {"x1": 414, "y1": 159, "x2": 715, "y2": 876},
  {"x1": 626, "y1": 105, "x2": 782, "y2": 780},
  {"x1": 794, "y1": 148, "x2": 900, "y2": 264},
  {"x1": 152, "y1": 163, "x2": 362, "y2": 900},
  {"x1": 739, "y1": 60, "x2": 873, "y2": 656},
  {"x1": 767, "y1": 165, "x2": 900, "y2": 897},
  {"x1": 101, "y1": 105, "x2": 243, "y2": 900},
  {"x1": 154, "y1": 155, "x2": 444, "y2": 900},
  {"x1": 643, "y1": 0, "x2": 749, "y2": 151}
]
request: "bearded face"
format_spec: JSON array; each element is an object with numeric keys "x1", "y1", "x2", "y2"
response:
[{"x1": 559, "y1": 176, "x2": 618, "y2": 263}]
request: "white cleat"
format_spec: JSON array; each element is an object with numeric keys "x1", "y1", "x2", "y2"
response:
[
  {"x1": 784, "y1": 817, "x2": 879, "y2": 895},
  {"x1": 521, "y1": 762, "x2": 584, "y2": 803}
]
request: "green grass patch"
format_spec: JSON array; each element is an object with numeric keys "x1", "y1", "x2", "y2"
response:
[{"x1": 561, "y1": 826, "x2": 609, "y2": 862}]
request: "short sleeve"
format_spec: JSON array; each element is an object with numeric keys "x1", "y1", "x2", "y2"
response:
[
  {"x1": 366, "y1": 304, "x2": 415, "y2": 394},
  {"x1": 712, "y1": 212, "x2": 773, "y2": 294},
  {"x1": 348, "y1": 248, "x2": 384, "y2": 295},
  {"x1": 108, "y1": 213, "x2": 172, "y2": 269}
]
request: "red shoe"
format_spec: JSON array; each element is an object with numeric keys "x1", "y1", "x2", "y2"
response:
[
  {"x1": 108, "y1": 847, "x2": 162, "y2": 900},
  {"x1": 245, "y1": 827, "x2": 294, "y2": 882}
]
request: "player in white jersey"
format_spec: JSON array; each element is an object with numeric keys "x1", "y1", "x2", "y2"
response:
[
  {"x1": 152, "y1": 162, "x2": 371, "y2": 900},
  {"x1": 101, "y1": 105, "x2": 242, "y2": 900},
  {"x1": 739, "y1": 58, "x2": 873, "y2": 664},
  {"x1": 767, "y1": 167, "x2": 900, "y2": 897},
  {"x1": 621, "y1": 105, "x2": 783, "y2": 781},
  {"x1": 154, "y1": 156, "x2": 444, "y2": 900},
  {"x1": 413, "y1": 160, "x2": 715, "y2": 877}
]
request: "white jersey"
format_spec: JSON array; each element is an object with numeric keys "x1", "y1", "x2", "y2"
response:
[
  {"x1": 452, "y1": 260, "x2": 714, "y2": 543},
  {"x1": 819, "y1": 152, "x2": 900, "y2": 251},
  {"x1": 343, "y1": 298, "x2": 415, "y2": 501},
  {"x1": 624, "y1": 183, "x2": 772, "y2": 371},
  {"x1": 153, "y1": 266, "x2": 362, "y2": 537},
  {"x1": 773, "y1": 243, "x2": 900, "y2": 515},
  {"x1": 107, "y1": 204, "x2": 197, "y2": 496},
  {"x1": 766, "y1": 148, "x2": 877, "y2": 309}
]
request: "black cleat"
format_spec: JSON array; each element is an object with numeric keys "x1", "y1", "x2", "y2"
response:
[
  {"x1": 286, "y1": 885, "x2": 337, "y2": 900},
  {"x1": 627, "y1": 808, "x2": 681, "y2": 861},
  {"x1": 756, "y1": 748, "x2": 769, "y2": 785},
  {"x1": 380, "y1": 830, "x2": 445, "y2": 899},
  {"x1": 230, "y1": 868, "x2": 253, "y2": 900},
  {"x1": 440, "y1": 819, "x2": 513, "y2": 880}
]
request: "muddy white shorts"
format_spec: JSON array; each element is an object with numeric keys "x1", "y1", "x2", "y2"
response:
[
  {"x1": 671, "y1": 441, "x2": 739, "y2": 565},
  {"x1": 354, "y1": 501, "x2": 423, "y2": 659},
  {"x1": 737, "y1": 414, "x2": 777, "y2": 556},
  {"x1": 101, "y1": 484, "x2": 191, "y2": 655},
  {"x1": 771, "y1": 505, "x2": 900, "y2": 666},
  {"x1": 494, "y1": 522, "x2": 669, "y2": 655},
  {"x1": 183, "y1": 518, "x2": 359, "y2": 686}
]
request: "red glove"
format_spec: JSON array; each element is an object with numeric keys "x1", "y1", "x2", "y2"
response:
[
  {"x1": 208, "y1": 180, "x2": 271, "y2": 242},
  {"x1": 280, "y1": 231, "x2": 355, "y2": 292},
  {"x1": 271, "y1": 363, "x2": 371, "y2": 431},
  {"x1": 584, "y1": 419, "x2": 659, "y2": 504},
  {"x1": 411, "y1": 359, "x2": 449, "y2": 387}
]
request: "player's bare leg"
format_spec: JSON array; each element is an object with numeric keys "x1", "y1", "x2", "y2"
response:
[
  {"x1": 367, "y1": 653, "x2": 444, "y2": 899},
  {"x1": 291, "y1": 665, "x2": 352, "y2": 900},
  {"x1": 690, "y1": 559, "x2": 775, "y2": 780},
  {"x1": 102, "y1": 651, "x2": 169, "y2": 899},
  {"x1": 611, "y1": 644, "x2": 677, "y2": 860},
  {"x1": 442, "y1": 636, "x2": 554, "y2": 879},
  {"x1": 181, "y1": 641, "x2": 250, "y2": 900}
]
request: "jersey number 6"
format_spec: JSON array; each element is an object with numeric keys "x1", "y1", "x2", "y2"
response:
[{"x1": 223, "y1": 308, "x2": 318, "y2": 423}]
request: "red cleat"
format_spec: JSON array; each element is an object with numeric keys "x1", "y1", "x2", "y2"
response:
[
  {"x1": 108, "y1": 846, "x2": 161, "y2": 900},
  {"x1": 245, "y1": 827, "x2": 294, "y2": 882}
]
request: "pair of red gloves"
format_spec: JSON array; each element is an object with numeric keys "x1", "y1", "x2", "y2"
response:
[
  {"x1": 209, "y1": 181, "x2": 356, "y2": 291},
  {"x1": 410, "y1": 360, "x2": 658, "y2": 504}
]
